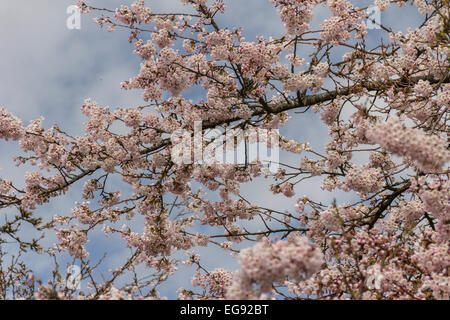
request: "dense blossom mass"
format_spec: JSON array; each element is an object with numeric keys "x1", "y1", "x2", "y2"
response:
[{"x1": 0, "y1": 0, "x2": 449, "y2": 300}]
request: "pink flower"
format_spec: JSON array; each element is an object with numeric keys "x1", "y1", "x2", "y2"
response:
[
  {"x1": 281, "y1": 182, "x2": 295, "y2": 197},
  {"x1": 366, "y1": 118, "x2": 449, "y2": 173},
  {"x1": 226, "y1": 234, "x2": 323, "y2": 299},
  {"x1": 0, "y1": 108, "x2": 24, "y2": 141}
]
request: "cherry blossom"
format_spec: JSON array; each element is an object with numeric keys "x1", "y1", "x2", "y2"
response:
[{"x1": 0, "y1": 0, "x2": 448, "y2": 300}]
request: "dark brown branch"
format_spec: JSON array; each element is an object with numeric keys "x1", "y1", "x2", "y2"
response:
[{"x1": 368, "y1": 183, "x2": 411, "y2": 229}]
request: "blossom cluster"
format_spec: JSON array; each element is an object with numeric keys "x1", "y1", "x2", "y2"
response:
[
  {"x1": 0, "y1": 107, "x2": 24, "y2": 141},
  {"x1": 344, "y1": 165, "x2": 384, "y2": 195},
  {"x1": 290, "y1": 229, "x2": 449, "y2": 300},
  {"x1": 270, "y1": 0, "x2": 319, "y2": 36},
  {"x1": 191, "y1": 268, "x2": 232, "y2": 298},
  {"x1": 55, "y1": 225, "x2": 89, "y2": 259},
  {"x1": 366, "y1": 117, "x2": 449, "y2": 173},
  {"x1": 225, "y1": 234, "x2": 323, "y2": 299}
]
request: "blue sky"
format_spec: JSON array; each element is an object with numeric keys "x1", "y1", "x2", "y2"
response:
[{"x1": 0, "y1": 0, "x2": 424, "y2": 298}]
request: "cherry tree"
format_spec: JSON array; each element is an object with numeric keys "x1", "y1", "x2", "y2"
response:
[{"x1": 0, "y1": 0, "x2": 448, "y2": 300}]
